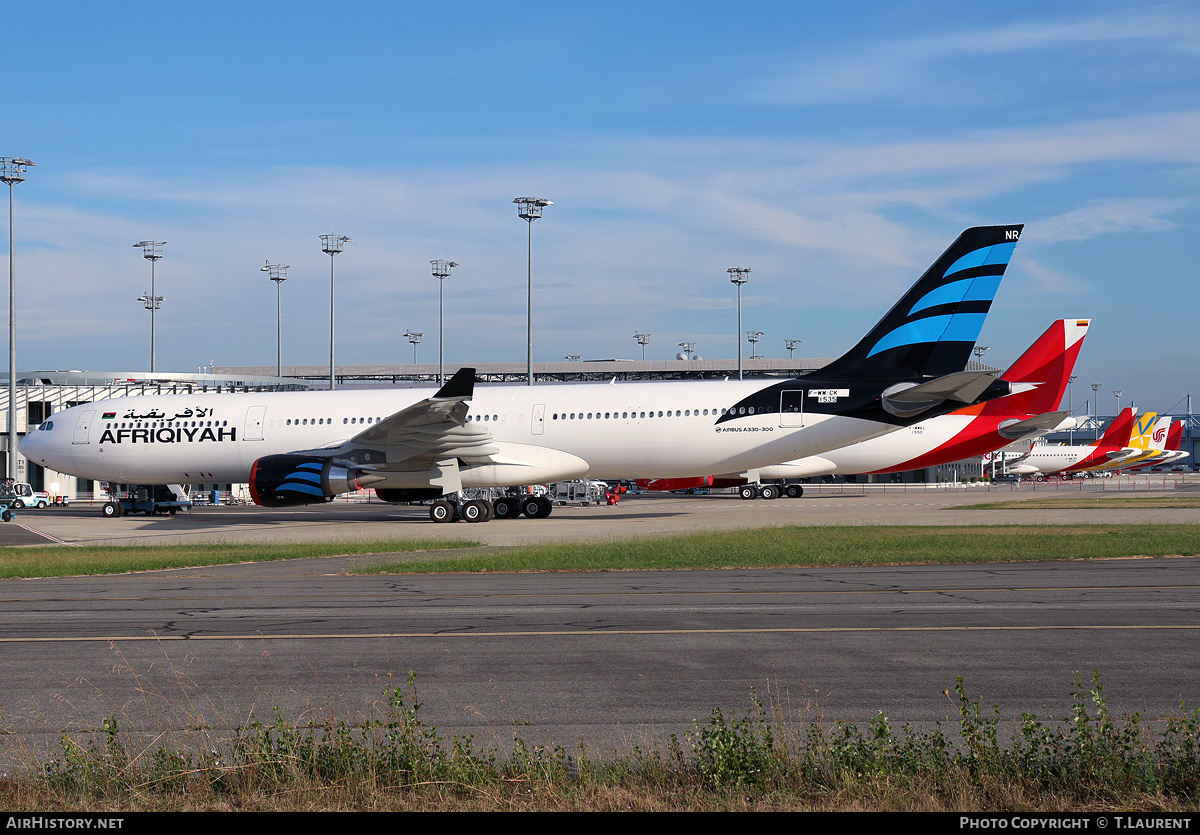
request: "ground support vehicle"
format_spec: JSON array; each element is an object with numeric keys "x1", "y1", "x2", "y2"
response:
[
  {"x1": 0, "y1": 482, "x2": 59, "y2": 509},
  {"x1": 101, "y1": 485, "x2": 193, "y2": 518}
]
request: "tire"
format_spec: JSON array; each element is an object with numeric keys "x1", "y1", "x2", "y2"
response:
[
  {"x1": 1, "y1": 509, "x2": 10, "y2": 523},
  {"x1": 429, "y1": 500, "x2": 456, "y2": 523},
  {"x1": 102, "y1": 501, "x2": 121, "y2": 518},
  {"x1": 522, "y1": 496, "x2": 552, "y2": 519},
  {"x1": 35, "y1": 500, "x2": 48, "y2": 508},
  {"x1": 462, "y1": 500, "x2": 490, "y2": 523},
  {"x1": 739, "y1": 485, "x2": 758, "y2": 501},
  {"x1": 759, "y1": 484, "x2": 779, "y2": 500},
  {"x1": 168, "y1": 507, "x2": 178, "y2": 515},
  {"x1": 11, "y1": 499, "x2": 23, "y2": 509},
  {"x1": 493, "y1": 497, "x2": 517, "y2": 519},
  {"x1": 784, "y1": 484, "x2": 803, "y2": 499}
]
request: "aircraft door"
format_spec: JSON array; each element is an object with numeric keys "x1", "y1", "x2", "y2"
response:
[
  {"x1": 244, "y1": 406, "x2": 267, "y2": 441},
  {"x1": 779, "y1": 391, "x2": 804, "y2": 428},
  {"x1": 72, "y1": 411, "x2": 96, "y2": 444},
  {"x1": 532, "y1": 404, "x2": 546, "y2": 435}
]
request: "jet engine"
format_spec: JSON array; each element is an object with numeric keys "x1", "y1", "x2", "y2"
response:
[{"x1": 249, "y1": 455, "x2": 363, "y2": 507}]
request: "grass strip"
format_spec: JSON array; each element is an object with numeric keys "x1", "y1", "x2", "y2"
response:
[
  {"x1": 356, "y1": 523, "x2": 1200, "y2": 574},
  {"x1": 0, "y1": 538, "x2": 483, "y2": 579}
]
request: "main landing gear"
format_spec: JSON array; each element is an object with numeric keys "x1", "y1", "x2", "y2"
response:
[
  {"x1": 739, "y1": 483, "x2": 804, "y2": 500},
  {"x1": 428, "y1": 493, "x2": 553, "y2": 524}
]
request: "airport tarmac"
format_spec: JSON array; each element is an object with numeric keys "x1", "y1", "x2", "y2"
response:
[{"x1": 2, "y1": 478, "x2": 1197, "y2": 550}]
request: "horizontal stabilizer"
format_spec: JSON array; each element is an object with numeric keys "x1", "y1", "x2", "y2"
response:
[
  {"x1": 997, "y1": 410, "x2": 1073, "y2": 441},
  {"x1": 881, "y1": 370, "x2": 1001, "y2": 417}
]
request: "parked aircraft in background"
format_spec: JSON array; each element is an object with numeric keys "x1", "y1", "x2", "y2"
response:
[
  {"x1": 1077, "y1": 413, "x2": 1173, "y2": 473},
  {"x1": 1005, "y1": 408, "x2": 1137, "y2": 476},
  {"x1": 22, "y1": 225, "x2": 1026, "y2": 522}
]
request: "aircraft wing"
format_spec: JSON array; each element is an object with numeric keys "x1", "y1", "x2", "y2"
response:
[{"x1": 297, "y1": 367, "x2": 500, "y2": 470}]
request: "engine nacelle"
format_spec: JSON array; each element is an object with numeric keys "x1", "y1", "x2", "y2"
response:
[
  {"x1": 374, "y1": 487, "x2": 444, "y2": 503},
  {"x1": 249, "y1": 455, "x2": 362, "y2": 507}
]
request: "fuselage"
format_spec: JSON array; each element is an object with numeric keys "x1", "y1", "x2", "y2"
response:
[{"x1": 22, "y1": 378, "x2": 908, "y2": 486}]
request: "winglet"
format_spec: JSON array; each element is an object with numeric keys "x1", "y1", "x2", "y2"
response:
[{"x1": 433, "y1": 367, "x2": 476, "y2": 401}]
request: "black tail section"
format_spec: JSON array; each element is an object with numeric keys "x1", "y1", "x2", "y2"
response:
[{"x1": 818, "y1": 225, "x2": 1023, "y2": 380}]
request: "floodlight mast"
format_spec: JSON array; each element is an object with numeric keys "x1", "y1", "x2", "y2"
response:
[
  {"x1": 678, "y1": 341, "x2": 696, "y2": 361},
  {"x1": 746, "y1": 330, "x2": 764, "y2": 360},
  {"x1": 633, "y1": 332, "x2": 651, "y2": 361},
  {"x1": 261, "y1": 262, "x2": 289, "y2": 377},
  {"x1": 1, "y1": 157, "x2": 33, "y2": 482},
  {"x1": 431, "y1": 260, "x2": 458, "y2": 384},
  {"x1": 1091, "y1": 383, "x2": 1102, "y2": 439},
  {"x1": 514, "y1": 197, "x2": 552, "y2": 386},
  {"x1": 727, "y1": 267, "x2": 750, "y2": 380},
  {"x1": 133, "y1": 241, "x2": 166, "y2": 372},
  {"x1": 320, "y1": 234, "x2": 352, "y2": 390},
  {"x1": 405, "y1": 330, "x2": 422, "y2": 365},
  {"x1": 785, "y1": 338, "x2": 801, "y2": 358}
]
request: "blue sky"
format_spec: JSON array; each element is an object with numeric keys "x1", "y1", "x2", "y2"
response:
[{"x1": 3, "y1": 0, "x2": 1198, "y2": 416}]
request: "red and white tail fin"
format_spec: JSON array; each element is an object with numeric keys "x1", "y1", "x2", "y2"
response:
[
  {"x1": 1096, "y1": 407, "x2": 1137, "y2": 448},
  {"x1": 997, "y1": 319, "x2": 1090, "y2": 414}
]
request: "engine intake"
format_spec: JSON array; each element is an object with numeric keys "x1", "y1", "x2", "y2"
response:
[{"x1": 249, "y1": 455, "x2": 361, "y2": 507}]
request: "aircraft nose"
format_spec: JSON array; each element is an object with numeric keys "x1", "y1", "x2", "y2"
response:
[{"x1": 18, "y1": 423, "x2": 50, "y2": 463}]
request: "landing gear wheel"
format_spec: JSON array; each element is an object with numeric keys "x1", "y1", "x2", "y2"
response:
[
  {"x1": 102, "y1": 501, "x2": 122, "y2": 518},
  {"x1": 522, "y1": 496, "x2": 553, "y2": 518},
  {"x1": 739, "y1": 485, "x2": 758, "y2": 500},
  {"x1": 493, "y1": 497, "x2": 519, "y2": 519},
  {"x1": 461, "y1": 499, "x2": 493, "y2": 523},
  {"x1": 759, "y1": 484, "x2": 779, "y2": 500},
  {"x1": 784, "y1": 484, "x2": 804, "y2": 498},
  {"x1": 429, "y1": 500, "x2": 456, "y2": 523}
]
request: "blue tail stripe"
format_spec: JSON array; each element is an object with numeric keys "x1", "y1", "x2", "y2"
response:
[
  {"x1": 277, "y1": 481, "x2": 326, "y2": 496},
  {"x1": 943, "y1": 242, "x2": 1016, "y2": 278},
  {"x1": 865, "y1": 313, "x2": 987, "y2": 359},
  {"x1": 909, "y1": 275, "x2": 1003, "y2": 316}
]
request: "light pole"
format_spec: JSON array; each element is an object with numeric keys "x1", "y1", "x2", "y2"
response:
[
  {"x1": 1091, "y1": 383, "x2": 1102, "y2": 439},
  {"x1": 1068, "y1": 375, "x2": 1077, "y2": 442},
  {"x1": 633, "y1": 332, "x2": 650, "y2": 361},
  {"x1": 514, "y1": 197, "x2": 552, "y2": 386},
  {"x1": 431, "y1": 259, "x2": 458, "y2": 384},
  {"x1": 565, "y1": 354, "x2": 581, "y2": 362},
  {"x1": 132, "y1": 241, "x2": 165, "y2": 372},
  {"x1": 1, "y1": 157, "x2": 33, "y2": 483},
  {"x1": 678, "y1": 341, "x2": 696, "y2": 361},
  {"x1": 727, "y1": 266, "x2": 750, "y2": 380},
  {"x1": 972, "y1": 345, "x2": 990, "y2": 364},
  {"x1": 746, "y1": 330, "x2": 764, "y2": 360},
  {"x1": 261, "y1": 262, "x2": 289, "y2": 377},
  {"x1": 320, "y1": 234, "x2": 352, "y2": 390},
  {"x1": 785, "y1": 339, "x2": 801, "y2": 358},
  {"x1": 1114, "y1": 390, "x2": 1123, "y2": 417},
  {"x1": 405, "y1": 330, "x2": 422, "y2": 365}
]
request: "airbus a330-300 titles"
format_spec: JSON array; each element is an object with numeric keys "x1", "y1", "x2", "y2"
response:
[{"x1": 22, "y1": 225, "x2": 1025, "y2": 523}]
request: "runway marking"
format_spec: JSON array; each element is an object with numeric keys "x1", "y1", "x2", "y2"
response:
[
  {"x1": 1, "y1": 583, "x2": 1196, "y2": 604},
  {"x1": 9, "y1": 524, "x2": 76, "y2": 545},
  {"x1": 3, "y1": 624, "x2": 1199, "y2": 643}
]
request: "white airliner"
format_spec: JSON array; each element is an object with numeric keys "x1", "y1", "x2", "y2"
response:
[{"x1": 22, "y1": 225, "x2": 1025, "y2": 522}]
